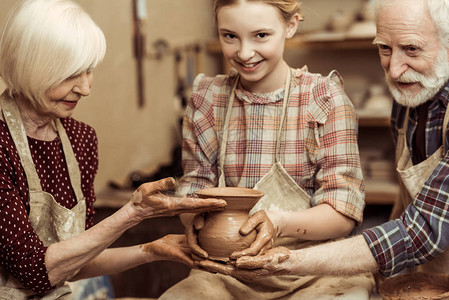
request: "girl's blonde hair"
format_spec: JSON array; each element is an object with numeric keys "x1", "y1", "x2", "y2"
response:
[
  {"x1": 0, "y1": 0, "x2": 106, "y2": 110},
  {"x1": 213, "y1": 0, "x2": 303, "y2": 24}
]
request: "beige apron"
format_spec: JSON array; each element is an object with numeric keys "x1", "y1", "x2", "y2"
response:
[
  {"x1": 160, "y1": 69, "x2": 374, "y2": 299},
  {"x1": 395, "y1": 107, "x2": 449, "y2": 274},
  {"x1": 0, "y1": 93, "x2": 86, "y2": 299}
]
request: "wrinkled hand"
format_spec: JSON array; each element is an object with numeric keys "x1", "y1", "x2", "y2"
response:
[
  {"x1": 229, "y1": 210, "x2": 276, "y2": 260},
  {"x1": 185, "y1": 213, "x2": 209, "y2": 259},
  {"x1": 235, "y1": 246, "x2": 290, "y2": 271},
  {"x1": 196, "y1": 247, "x2": 291, "y2": 280},
  {"x1": 131, "y1": 178, "x2": 227, "y2": 218},
  {"x1": 140, "y1": 234, "x2": 195, "y2": 268}
]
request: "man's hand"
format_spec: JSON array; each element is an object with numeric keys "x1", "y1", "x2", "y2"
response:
[
  {"x1": 140, "y1": 234, "x2": 195, "y2": 268},
  {"x1": 229, "y1": 210, "x2": 276, "y2": 259},
  {"x1": 196, "y1": 247, "x2": 291, "y2": 280},
  {"x1": 131, "y1": 178, "x2": 227, "y2": 218},
  {"x1": 235, "y1": 246, "x2": 291, "y2": 270}
]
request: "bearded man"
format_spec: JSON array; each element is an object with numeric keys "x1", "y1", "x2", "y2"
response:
[{"x1": 197, "y1": 0, "x2": 449, "y2": 281}]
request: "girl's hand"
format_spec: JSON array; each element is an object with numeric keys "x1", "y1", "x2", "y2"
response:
[
  {"x1": 131, "y1": 178, "x2": 227, "y2": 218},
  {"x1": 229, "y1": 210, "x2": 276, "y2": 259},
  {"x1": 140, "y1": 234, "x2": 195, "y2": 268}
]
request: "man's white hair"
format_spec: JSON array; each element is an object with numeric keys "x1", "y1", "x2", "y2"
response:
[{"x1": 374, "y1": 0, "x2": 449, "y2": 48}]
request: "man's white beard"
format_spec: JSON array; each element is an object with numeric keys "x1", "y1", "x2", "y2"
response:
[{"x1": 385, "y1": 49, "x2": 449, "y2": 107}]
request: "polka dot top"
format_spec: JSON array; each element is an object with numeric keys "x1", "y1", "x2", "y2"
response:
[{"x1": 0, "y1": 117, "x2": 98, "y2": 294}]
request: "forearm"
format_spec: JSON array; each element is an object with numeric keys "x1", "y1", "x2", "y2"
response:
[
  {"x1": 71, "y1": 246, "x2": 148, "y2": 280},
  {"x1": 45, "y1": 202, "x2": 140, "y2": 285},
  {"x1": 288, "y1": 235, "x2": 378, "y2": 275},
  {"x1": 267, "y1": 204, "x2": 355, "y2": 240}
]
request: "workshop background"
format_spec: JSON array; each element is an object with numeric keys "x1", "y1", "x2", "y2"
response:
[{"x1": 0, "y1": 0, "x2": 391, "y2": 299}]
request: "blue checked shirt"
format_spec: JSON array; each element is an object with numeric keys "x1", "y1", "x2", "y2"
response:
[{"x1": 363, "y1": 81, "x2": 449, "y2": 276}]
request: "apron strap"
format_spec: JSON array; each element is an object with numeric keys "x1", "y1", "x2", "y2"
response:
[
  {"x1": 403, "y1": 103, "x2": 449, "y2": 155},
  {"x1": 1, "y1": 92, "x2": 84, "y2": 202},
  {"x1": 55, "y1": 119, "x2": 84, "y2": 202},
  {"x1": 275, "y1": 69, "x2": 292, "y2": 162},
  {"x1": 219, "y1": 77, "x2": 239, "y2": 170},
  {"x1": 442, "y1": 105, "x2": 449, "y2": 152},
  {"x1": 1, "y1": 93, "x2": 43, "y2": 192}
]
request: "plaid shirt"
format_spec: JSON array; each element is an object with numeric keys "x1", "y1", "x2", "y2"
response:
[
  {"x1": 178, "y1": 67, "x2": 365, "y2": 223},
  {"x1": 363, "y1": 81, "x2": 449, "y2": 276}
]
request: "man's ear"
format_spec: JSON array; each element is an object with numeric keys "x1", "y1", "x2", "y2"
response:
[{"x1": 286, "y1": 13, "x2": 301, "y2": 39}]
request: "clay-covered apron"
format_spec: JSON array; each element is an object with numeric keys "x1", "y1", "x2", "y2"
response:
[
  {"x1": 0, "y1": 94, "x2": 86, "y2": 299},
  {"x1": 180, "y1": 70, "x2": 374, "y2": 299},
  {"x1": 395, "y1": 106, "x2": 449, "y2": 274}
]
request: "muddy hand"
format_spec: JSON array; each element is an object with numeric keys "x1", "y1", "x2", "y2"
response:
[
  {"x1": 140, "y1": 234, "x2": 194, "y2": 268},
  {"x1": 186, "y1": 213, "x2": 209, "y2": 259},
  {"x1": 230, "y1": 210, "x2": 276, "y2": 260},
  {"x1": 131, "y1": 178, "x2": 227, "y2": 217},
  {"x1": 235, "y1": 246, "x2": 290, "y2": 272},
  {"x1": 196, "y1": 259, "x2": 278, "y2": 281}
]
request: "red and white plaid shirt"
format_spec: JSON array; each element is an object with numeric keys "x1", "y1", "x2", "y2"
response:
[{"x1": 178, "y1": 67, "x2": 365, "y2": 223}]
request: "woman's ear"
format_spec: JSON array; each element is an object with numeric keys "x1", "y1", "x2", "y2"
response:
[{"x1": 286, "y1": 13, "x2": 301, "y2": 38}]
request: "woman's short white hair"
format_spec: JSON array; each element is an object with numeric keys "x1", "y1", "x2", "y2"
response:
[
  {"x1": 374, "y1": 0, "x2": 449, "y2": 49},
  {"x1": 0, "y1": 0, "x2": 106, "y2": 109}
]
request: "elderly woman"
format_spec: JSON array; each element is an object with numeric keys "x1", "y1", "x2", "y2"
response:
[{"x1": 0, "y1": 0, "x2": 225, "y2": 298}]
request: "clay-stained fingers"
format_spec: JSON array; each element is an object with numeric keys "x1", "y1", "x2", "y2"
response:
[
  {"x1": 137, "y1": 177, "x2": 177, "y2": 196},
  {"x1": 238, "y1": 210, "x2": 267, "y2": 235},
  {"x1": 132, "y1": 177, "x2": 177, "y2": 210},
  {"x1": 140, "y1": 234, "x2": 195, "y2": 268},
  {"x1": 235, "y1": 246, "x2": 291, "y2": 270},
  {"x1": 144, "y1": 196, "x2": 227, "y2": 217},
  {"x1": 185, "y1": 217, "x2": 209, "y2": 259},
  {"x1": 192, "y1": 213, "x2": 205, "y2": 230},
  {"x1": 240, "y1": 211, "x2": 275, "y2": 245},
  {"x1": 174, "y1": 196, "x2": 227, "y2": 214},
  {"x1": 196, "y1": 259, "x2": 234, "y2": 276},
  {"x1": 230, "y1": 211, "x2": 275, "y2": 259},
  {"x1": 229, "y1": 237, "x2": 272, "y2": 259},
  {"x1": 196, "y1": 260, "x2": 273, "y2": 281}
]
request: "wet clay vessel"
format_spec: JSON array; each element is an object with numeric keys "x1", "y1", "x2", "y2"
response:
[
  {"x1": 195, "y1": 187, "x2": 263, "y2": 262},
  {"x1": 378, "y1": 272, "x2": 449, "y2": 300}
]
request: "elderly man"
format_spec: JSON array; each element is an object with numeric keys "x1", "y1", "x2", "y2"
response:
[{"x1": 198, "y1": 0, "x2": 449, "y2": 280}]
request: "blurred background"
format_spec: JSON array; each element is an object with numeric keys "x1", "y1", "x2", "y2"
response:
[{"x1": 0, "y1": 0, "x2": 392, "y2": 298}]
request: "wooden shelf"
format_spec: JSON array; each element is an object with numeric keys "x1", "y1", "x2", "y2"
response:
[
  {"x1": 206, "y1": 35, "x2": 376, "y2": 54},
  {"x1": 365, "y1": 179, "x2": 398, "y2": 205},
  {"x1": 358, "y1": 114, "x2": 391, "y2": 127}
]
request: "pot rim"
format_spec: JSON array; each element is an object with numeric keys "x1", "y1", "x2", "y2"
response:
[{"x1": 195, "y1": 187, "x2": 264, "y2": 199}]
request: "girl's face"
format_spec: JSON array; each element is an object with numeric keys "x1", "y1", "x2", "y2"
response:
[
  {"x1": 217, "y1": 1, "x2": 298, "y2": 93},
  {"x1": 43, "y1": 70, "x2": 93, "y2": 119}
]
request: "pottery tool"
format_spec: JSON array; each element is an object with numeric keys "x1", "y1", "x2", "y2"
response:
[{"x1": 132, "y1": 0, "x2": 147, "y2": 108}]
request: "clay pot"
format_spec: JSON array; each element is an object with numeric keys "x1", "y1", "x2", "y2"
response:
[
  {"x1": 377, "y1": 272, "x2": 449, "y2": 300},
  {"x1": 195, "y1": 187, "x2": 264, "y2": 262}
]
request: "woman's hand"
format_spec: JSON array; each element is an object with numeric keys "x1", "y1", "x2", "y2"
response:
[
  {"x1": 140, "y1": 234, "x2": 195, "y2": 268},
  {"x1": 131, "y1": 177, "x2": 227, "y2": 218},
  {"x1": 196, "y1": 247, "x2": 291, "y2": 280},
  {"x1": 229, "y1": 210, "x2": 276, "y2": 259}
]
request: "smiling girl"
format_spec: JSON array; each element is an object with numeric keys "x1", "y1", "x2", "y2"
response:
[{"x1": 162, "y1": 0, "x2": 375, "y2": 299}]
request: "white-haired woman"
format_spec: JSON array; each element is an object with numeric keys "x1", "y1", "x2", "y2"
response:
[{"x1": 0, "y1": 0, "x2": 225, "y2": 298}]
